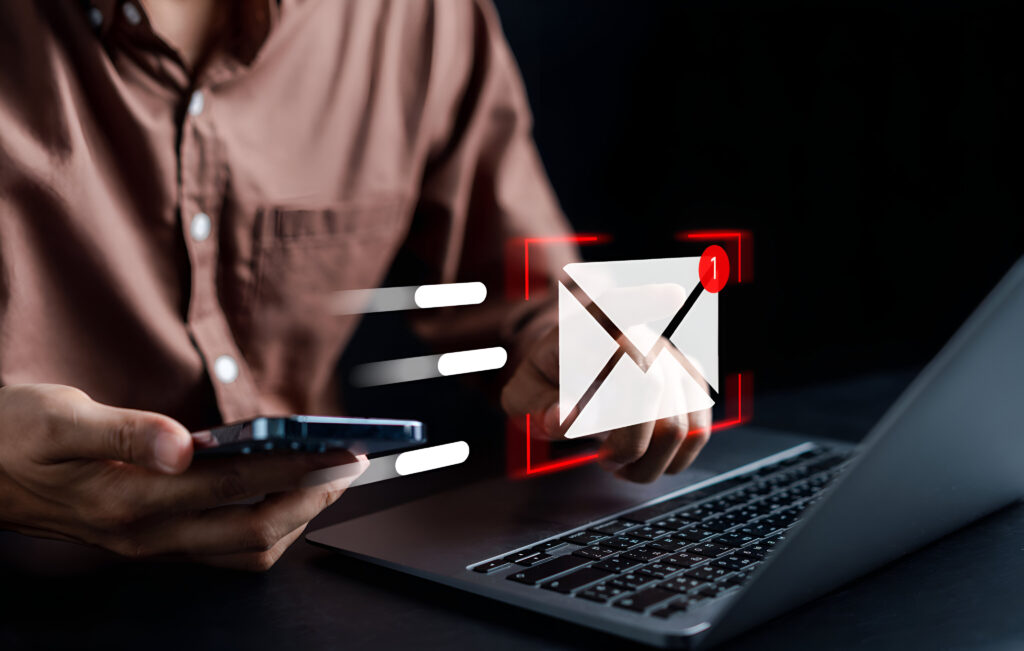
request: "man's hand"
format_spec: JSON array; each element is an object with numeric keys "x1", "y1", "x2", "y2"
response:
[
  {"x1": 502, "y1": 328, "x2": 711, "y2": 483},
  {"x1": 0, "y1": 384, "x2": 366, "y2": 570}
]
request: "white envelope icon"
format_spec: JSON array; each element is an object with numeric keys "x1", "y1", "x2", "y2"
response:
[{"x1": 558, "y1": 257, "x2": 718, "y2": 439}]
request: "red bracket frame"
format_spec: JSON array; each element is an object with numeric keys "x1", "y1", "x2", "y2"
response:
[{"x1": 506, "y1": 231, "x2": 753, "y2": 478}]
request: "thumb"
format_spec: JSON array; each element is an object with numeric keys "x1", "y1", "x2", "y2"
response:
[{"x1": 61, "y1": 400, "x2": 192, "y2": 474}]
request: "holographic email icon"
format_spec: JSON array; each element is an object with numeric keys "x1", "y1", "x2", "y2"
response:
[{"x1": 557, "y1": 257, "x2": 718, "y2": 439}]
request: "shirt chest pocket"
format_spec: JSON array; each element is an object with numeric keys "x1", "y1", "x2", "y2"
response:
[{"x1": 238, "y1": 198, "x2": 411, "y2": 355}]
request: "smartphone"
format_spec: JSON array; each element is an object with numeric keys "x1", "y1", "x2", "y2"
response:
[{"x1": 192, "y1": 415, "x2": 425, "y2": 458}]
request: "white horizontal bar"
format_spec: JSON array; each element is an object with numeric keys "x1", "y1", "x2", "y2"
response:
[
  {"x1": 395, "y1": 441, "x2": 471, "y2": 476},
  {"x1": 328, "y1": 287, "x2": 417, "y2": 315},
  {"x1": 350, "y1": 354, "x2": 442, "y2": 387},
  {"x1": 329, "y1": 282, "x2": 487, "y2": 315},
  {"x1": 414, "y1": 282, "x2": 487, "y2": 309},
  {"x1": 351, "y1": 347, "x2": 508, "y2": 386},
  {"x1": 305, "y1": 441, "x2": 472, "y2": 487},
  {"x1": 437, "y1": 347, "x2": 508, "y2": 376}
]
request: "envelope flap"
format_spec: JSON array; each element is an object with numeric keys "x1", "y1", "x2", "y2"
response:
[{"x1": 565, "y1": 258, "x2": 695, "y2": 356}]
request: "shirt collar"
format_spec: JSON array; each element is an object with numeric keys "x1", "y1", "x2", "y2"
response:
[
  {"x1": 82, "y1": 0, "x2": 281, "y2": 70},
  {"x1": 83, "y1": 0, "x2": 119, "y2": 38}
]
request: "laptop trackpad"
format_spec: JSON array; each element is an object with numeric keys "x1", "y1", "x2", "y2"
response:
[{"x1": 308, "y1": 463, "x2": 717, "y2": 574}]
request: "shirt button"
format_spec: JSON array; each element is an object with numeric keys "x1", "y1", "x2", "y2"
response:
[
  {"x1": 188, "y1": 90, "x2": 205, "y2": 117},
  {"x1": 190, "y1": 212, "x2": 212, "y2": 242},
  {"x1": 213, "y1": 355, "x2": 239, "y2": 384},
  {"x1": 88, "y1": 7, "x2": 103, "y2": 28},
  {"x1": 122, "y1": 2, "x2": 142, "y2": 26}
]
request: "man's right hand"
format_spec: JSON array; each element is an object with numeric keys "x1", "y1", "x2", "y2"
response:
[{"x1": 0, "y1": 384, "x2": 366, "y2": 570}]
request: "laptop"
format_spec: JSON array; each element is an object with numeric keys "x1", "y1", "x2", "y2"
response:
[{"x1": 308, "y1": 257, "x2": 1024, "y2": 648}]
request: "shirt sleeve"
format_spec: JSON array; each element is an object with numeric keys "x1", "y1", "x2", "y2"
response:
[{"x1": 391, "y1": 0, "x2": 579, "y2": 368}]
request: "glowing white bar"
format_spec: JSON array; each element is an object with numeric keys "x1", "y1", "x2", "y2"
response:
[
  {"x1": 350, "y1": 355, "x2": 441, "y2": 387},
  {"x1": 414, "y1": 282, "x2": 487, "y2": 309},
  {"x1": 437, "y1": 347, "x2": 507, "y2": 376},
  {"x1": 330, "y1": 287, "x2": 417, "y2": 315},
  {"x1": 306, "y1": 442, "x2": 472, "y2": 487},
  {"x1": 351, "y1": 347, "x2": 508, "y2": 387},
  {"x1": 394, "y1": 441, "x2": 471, "y2": 476},
  {"x1": 330, "y1": 282, "x2": 487, "y2": 315}
]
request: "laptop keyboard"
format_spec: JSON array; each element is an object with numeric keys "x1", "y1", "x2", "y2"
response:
[{"x1": 469, "y1": 446, "x2": 853, "y2": 618}]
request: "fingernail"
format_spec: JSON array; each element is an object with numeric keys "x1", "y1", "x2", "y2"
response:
[{"x1": 153, "y1": 429, "x2": 188, "y2": 473}]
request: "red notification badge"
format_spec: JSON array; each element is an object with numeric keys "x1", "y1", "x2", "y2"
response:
[{"x1": 698, "y1": 245, "x2": 730, "y2": 293}]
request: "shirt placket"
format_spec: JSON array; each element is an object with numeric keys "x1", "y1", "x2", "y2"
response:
[{"x1": 179, "y1": 75, "x2": 262, "y2": 423}]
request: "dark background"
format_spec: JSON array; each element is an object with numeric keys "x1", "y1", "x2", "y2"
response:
[
  {"x1": 494, "y1": 0, "x2": 1024, "y2": 390},
  {"x1": 342, "y1": 0, "x2": 1023, "y2": 447}
]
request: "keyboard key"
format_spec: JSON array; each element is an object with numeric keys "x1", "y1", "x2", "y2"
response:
[
  {"x1": 660, "y1": 552, "x2": 706, "y2": 568},
  {"x1": 650, "y1": 515, "x2": 692, "y2": 530},
  {"x1": 720, "y1": 492, "x2": 750, "y2": 507},
  {"x1": 738, "y1": 547, "x2": 766, "y2": 561},
  {"x1": 530, "y1": 540, "x2": 568, "y2": 553},
  {"x1": 737, "y1": 523, "x2": 780, "y2": 538},
  {"x1": 699, "y1": 517, "x2": 734, "y2": 533},
  {"x1": 766, "y1": 492, "x2": 796, "y2": 507},
  {"x1": 507, "y1": 555, "x2": 589, "y2": 585},
  {"x1": 503, "y1": 550, "x2": 541, "y2": 563},
  {"x1": 746, "y1": 500, "x2": 775, "y2": 515},
  {"x1": 472, "y1": 560, "x2": 511, "y2": 574},
  {"x1": 744, "y1": 541, "x2": 771, "y2": 557},
  {"x1": 648, "y1": 535, "x2": 689, "y2": 552},
  {"x1": 685, "y1": 542, "x2": 731, "y2": 558},
  {"x1": 714, "y1": 555, "x2": 756, "y2": 571},
  {"x1": 614, "y1": 587, "x2": 677, "y2": 612},
  {"x1": 622, "y1": 546, "x2": 668, "y2": 563},
  {"x1": 678, "y1": 506, "x2": 716, "y2": 521},
  {"x1": 591, "y1": 520, "x2": 635, "y2": 536},
  {"x1": 704, "y1": 498, "x2": 732, "y2": 512},
  {"x1": 692, "y1": 583, "x2": 727, "y2": 600},
  {"x1": 542, "y1": 567, "x2": 613, "y2": 594},
  {"x1": 594, "y1": 556, "x2": 642, "y2": 573},
  {"x1": 679, "y1": 528, "x2": 716, "y2": 542},
  {"x1": 713, "y1": 532, "x2": 757, "y2": 547},
  {"x1": 603, "y1": 535, "x2": 646, "y2": 550},
  {"x1": 515, "y1": 552, "x2": 552, "y2": 567},
  {"x1": 573, "y1": 546, "x2": 617, "y2": 561},
  {"x1": 637, "y1": 562, "x2": 681, "y2": 580},
  {"x1": 563, "y1": 531, "x2": 608, "y2": 546},
  {"x1": 632, "y1": 525, "x2": 672, "y2": 540},
  {"x1": 732, "y1": 506, "x2": 762, "y2": 521},
  {"x1": 611, "y1": 573, "x2": 656, "y2": 589},
  {"x1": 576, "y1": 581, "x2": 629, "y2": 603},
  {"x1": 685, "y1": 566, "x2": 729, "y2": 582},
  {"x1": 660, "y1": 576, "x2": 707, "y2": 593},
  {"x1": 719, "y1": 571, "x2": 751, "y2": 587}
]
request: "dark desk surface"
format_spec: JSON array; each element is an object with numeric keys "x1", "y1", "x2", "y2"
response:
[{"x1": 2, "y1": 371, "x2": 1023, "y2": 650}]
